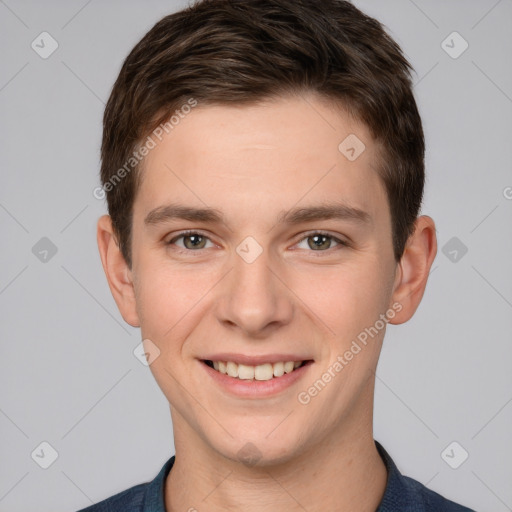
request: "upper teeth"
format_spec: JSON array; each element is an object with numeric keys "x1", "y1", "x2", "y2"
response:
[{"x1": 212, "y1": 360, "x2": 302, "y2": 380}]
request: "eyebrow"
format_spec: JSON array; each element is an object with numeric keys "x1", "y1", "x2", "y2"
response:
[{"x1": 143, "y1": 202, "x2": 371, "y2": 227}]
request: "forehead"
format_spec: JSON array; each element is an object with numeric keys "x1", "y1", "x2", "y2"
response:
[{"x1": 134, "y1": 94, "x2": 388, "y2": 225}]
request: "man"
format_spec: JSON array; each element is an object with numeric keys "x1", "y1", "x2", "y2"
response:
[{"x1": 81, "y1": 0, "x2": 476, "y2": 510}]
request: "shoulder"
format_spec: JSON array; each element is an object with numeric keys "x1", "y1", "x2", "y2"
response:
[
  {"x1": 375, "y1": 441, "x2": 476, "y2": 512},
  {"x1": 74, "y1": 455, "x2": 175, "y2": 512},
  {"x1": 75, "y1": 482, "x2": 147, "y2": 512},
  {"x1": 401, "y1": 474, "x2": 476, "y2": 511}
]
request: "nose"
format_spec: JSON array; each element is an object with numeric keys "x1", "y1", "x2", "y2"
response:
[{"x1": 214, "y1": 244, "x2": 294, "y2": 338}]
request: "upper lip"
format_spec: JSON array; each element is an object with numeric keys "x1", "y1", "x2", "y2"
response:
[{"x1": 200, "y1": 353, "x2": 314, "y2": 366}]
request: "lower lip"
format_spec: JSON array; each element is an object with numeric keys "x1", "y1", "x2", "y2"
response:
[{"x1": 200, "y1": 360, "x2": 313, "y2": 398}]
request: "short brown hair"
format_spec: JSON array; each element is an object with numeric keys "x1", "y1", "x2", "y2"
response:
[{"x1": 100, "y1": 0, "x2": 424, "y2": 268}]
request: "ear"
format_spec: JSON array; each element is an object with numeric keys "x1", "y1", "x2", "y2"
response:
[
  {"x1": 96, "y1": 215, "x2": 140, "y2": 327},
  {"x1": 388, "y1": 215, "x2": 437, "y2": 325}
]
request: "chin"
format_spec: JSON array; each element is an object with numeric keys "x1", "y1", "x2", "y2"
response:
[{"x1": 211, "y1": 431, "x2": 304, "y2": 468}]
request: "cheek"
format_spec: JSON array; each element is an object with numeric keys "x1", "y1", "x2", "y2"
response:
[
  {"x1": 134, "y1": 265, "x2": 214, "y2": 398},
  {"x1": 135, "y1": 261, "x2": 212, "y2": 346},
  {"x1": 131, "y1": 227, "x2": 191, "y2": 334},
  {"x1": 289, "y1": 261, "x2": 390, "y2": 341}
]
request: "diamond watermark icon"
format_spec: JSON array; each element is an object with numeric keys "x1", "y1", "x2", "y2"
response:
[
  {"x1": 134, "y1": 339, "x2": 161, "y2": 366},
  {"x1": 236, "y1": 236, "x2": 263, "y2": 264},
  {"x1": 338, "y1": 134, "x2": 366, "y2": 162},
  {"x1": 237, "y1": 442, "x2": 263, "y2": 467},
  {"x1": 442, "y1": 236, "x2": 468, "y2": 263},
  {"x1": 32, "y1": 237, "x2": 58, "y2": 263},
  {"x1": 441, "y1": 441, "x2": 469, "y2": 469},
  {"x1": 31, "y1": 32, "x2": 59, "y2": 59},
  {"x1": 441, "y1": 32, "x2": 468, "y2": 60},
  {"x1": 31, "y1": 441, "x2": 59, "y2": 469}
]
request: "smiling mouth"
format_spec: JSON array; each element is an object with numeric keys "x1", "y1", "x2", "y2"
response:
[{"x1": 202, "y1": 359, "x2": 313, "y2": 381}]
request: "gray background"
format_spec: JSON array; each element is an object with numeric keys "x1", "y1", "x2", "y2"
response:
[{"x1": 0, "y1": 1, "x2": 511, "y2": 511}]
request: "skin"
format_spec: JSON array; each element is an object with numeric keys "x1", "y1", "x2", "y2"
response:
[{"x1": 97, "y1": 93, "x2": 437, "y2": 512}]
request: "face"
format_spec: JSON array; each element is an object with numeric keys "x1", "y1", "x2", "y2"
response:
[{"x1": 127, "y1": 94, "x2": 401, "y2": 465}]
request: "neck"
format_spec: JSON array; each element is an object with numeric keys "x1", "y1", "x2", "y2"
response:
[{"x1": 165, "y1": 409, "x2": 387, "y2": 512}]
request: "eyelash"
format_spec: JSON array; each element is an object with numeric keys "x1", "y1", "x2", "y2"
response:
[{"x1": 166, "y1": 230, "x2": 349, "y2": 255}]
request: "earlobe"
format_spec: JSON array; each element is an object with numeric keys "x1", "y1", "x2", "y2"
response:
[
  {"x1": 96, "y1": 215, "x2": 140, "y2": 327},
  {"x1": 388, "y1": 215, "x2": 437, "y2": 325}
]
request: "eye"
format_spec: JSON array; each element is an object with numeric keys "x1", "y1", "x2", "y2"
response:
[
  {"x1": 295, "y1": 232, "x2": 347, "y2": 251},
  {"x1": 168, "y1": 231, "x2": 214, "y2": 251},
  {"x1": 166, "y1": 230, "x2": 348, "y2": 254}
]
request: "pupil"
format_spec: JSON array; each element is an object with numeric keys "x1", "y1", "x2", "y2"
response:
[
  {"x1": 309, "y1": 235, "x2": 329, "y2": 250},
  {"x1": 186, "y1": 234, "x2": 204, "y2": 249}
]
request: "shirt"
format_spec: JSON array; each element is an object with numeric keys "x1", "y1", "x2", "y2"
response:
[{"x1": 76, "y1": 441, "x2": 476, "y2": 511}]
